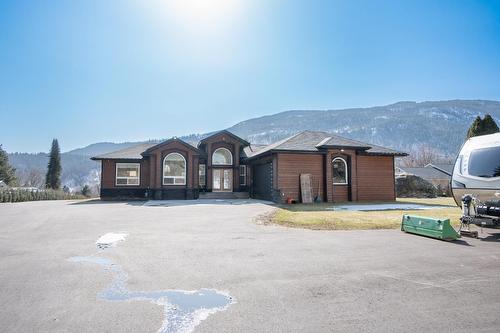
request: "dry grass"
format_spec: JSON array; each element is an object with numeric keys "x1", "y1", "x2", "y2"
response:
[{"x1": 270, "y1": 197, "x2": 462, "y2": 230}]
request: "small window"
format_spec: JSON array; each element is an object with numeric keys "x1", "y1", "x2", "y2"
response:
[
  {"x1": 239, "y1": 165, "x2": 247, "y2": 186},
  {"x1": 163, "y1": 153, "x2": 186, "y2": 185},
  {"x1": 212, "y1": 148, "x2": 232, "y2": 165},
  {"x1": 199, "y1": 164, "x2": 206, "y2": 186},
  {"x1": 332, "y1": 157, "x2": 348, "y2": 184},
  {"x1": 116, "y1": 163, "x2": 140, "y2": 186},
  {"x1": 468, "y1": 147, "x2": 500, "y2": 178}
]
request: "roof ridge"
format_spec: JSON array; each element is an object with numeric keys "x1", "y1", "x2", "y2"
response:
[
  {"x1": 143, "y1": 137, "x2": 201, "y2": 155},
  {"x1": 245, "y1": 132, "x2": 304, "y2": 157},
  {"x1": 273, "y1": 131, "x2": 309, "y2": 147},
  {"x1": 315, "y1": 136, "x2": 332, "y2": 147},
  {"x1": 326, "y1": 132, "x2": 375, "y2": 146}
]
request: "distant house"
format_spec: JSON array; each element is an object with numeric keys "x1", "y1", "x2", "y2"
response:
[
  {"x1": 92, "y1": 130, "x2": 407, "y2": 203},
  {"x1": 396, "y1": 163, "x2": 453, "y2": 192}
]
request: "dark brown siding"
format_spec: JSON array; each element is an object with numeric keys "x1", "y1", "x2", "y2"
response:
[
  {"x1": 276, "y1": 153, "x2": 324, "y2": 202},
  {"x1": 356, "y1": 155, "x2": 396, "y2": 201},
  {"x1": 332, "y1": 185, "x2": 349, "y2": 202},
  {"x1": 270, "y1": 150, "x2": 396, "y2": 203},
  {"x1": 146, "y1": 141, "x2": 199, "y2": 189},
  {"x1": 101, "y1": 159, "x2": 150, "y2": 189},
  {"x1": 99, "y1": 140, "x2": 201, "y2": 199}
]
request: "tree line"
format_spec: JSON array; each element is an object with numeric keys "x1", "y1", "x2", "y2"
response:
[{"x1": 0, "y1": 139, "x2": 92, "y2": 202}]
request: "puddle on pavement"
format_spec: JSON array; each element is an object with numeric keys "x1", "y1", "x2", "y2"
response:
[{"x1": 68, "y1": 256, "x2": 233, "y2": 333}]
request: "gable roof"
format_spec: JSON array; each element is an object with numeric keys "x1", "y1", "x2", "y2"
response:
[
  {"x1": 198, "y1": 130, "x2": 250, "y2": 147},
  {"x1": 141, "y1": 137, "x2": 202, "y2": 156},
  {"x1": 246, "y1": 131, "x2": 407, "y2": 159}
]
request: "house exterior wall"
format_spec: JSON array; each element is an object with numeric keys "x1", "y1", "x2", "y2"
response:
[
  {"x1": 276, "y1": 153, "x2": 325, "y2": 203},
  {"x1": 97, "y1": 132, "x2": 398, "y2": 202},
  {"x1": 100, "y1": 159, "x2": 151, "y2": 199},
  {"x1": 100, "y1": 140, "x2": 201, "y2": 200},
  {"x1": 356, "y1": 155, "x2": 396, "y2": 201},
  {"x1": 264, "y1": 151, "x2": 396, "y2": 203},
  {"x1": 147, "y1": 141, "x2": 200, "y2": 200}
]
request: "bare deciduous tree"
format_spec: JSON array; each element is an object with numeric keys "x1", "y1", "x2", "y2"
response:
[
  {"x1": 400, "y1": 144, "x2": 446, "y2": 167},
  {"x1": 21, "y1": 168, "x2": 45, "y2": 188}
]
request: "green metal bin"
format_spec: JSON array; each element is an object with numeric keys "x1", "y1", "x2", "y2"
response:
[{"x1": 401, "y1": 214, "x2": 460, "y2": 241}]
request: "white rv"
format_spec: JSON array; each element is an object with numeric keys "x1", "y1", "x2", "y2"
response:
[{"x1": 452, "y1": 132, "x2": 500, "y2": 205}]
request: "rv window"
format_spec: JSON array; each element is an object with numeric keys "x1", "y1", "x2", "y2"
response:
[{"x1": 468, "y1": 146, "x2": 500, "y2": 178}]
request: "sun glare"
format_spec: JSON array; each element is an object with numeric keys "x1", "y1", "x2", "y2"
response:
[
  {"x1": 158, "y1": 0, "x2": 246, "y2": 32},
  {"x1": 138, "y1": 0, "x2": 255, "y2": 67}
]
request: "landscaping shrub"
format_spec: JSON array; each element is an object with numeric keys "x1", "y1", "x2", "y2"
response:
[
  {"x1": 0, "y1": 189, "x2": 85, "y2": 203},
  {"x1": 396, "y1": 174, "x2": 437, "y2": 198}
]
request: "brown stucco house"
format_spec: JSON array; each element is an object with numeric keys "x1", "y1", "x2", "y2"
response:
[{"x1": 91, "y1": 130, "x2": 407, "y2": 202}]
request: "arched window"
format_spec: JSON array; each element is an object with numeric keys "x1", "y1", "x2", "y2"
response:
[
  {"x1": 163, "y1": 153, "x2": 186, "y2": 185},
  {"x1": 212, "y1": 148, "x2": 233, "y2": 165},
  {"x1": 332, "y1": 157, "x2": 348, "y2": 184}
]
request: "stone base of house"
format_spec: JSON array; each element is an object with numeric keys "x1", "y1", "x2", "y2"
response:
[
  {"x1": 152, "y1": 188, "x2": 199, "y2": 200},
  {"x1": 100, "y1": 188, "x2": 199, "y2": 200}
]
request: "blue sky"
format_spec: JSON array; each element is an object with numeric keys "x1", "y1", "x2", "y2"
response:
[{"x1": 1, "y1": 0, "x2": 499, "y2": 153}]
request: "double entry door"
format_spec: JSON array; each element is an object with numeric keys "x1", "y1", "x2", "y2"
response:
[{"x1": 213, "y1": 168, "x2": 233, "y2": 192}]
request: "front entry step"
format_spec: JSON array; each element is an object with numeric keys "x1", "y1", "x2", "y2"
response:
[{"x1": 199, "y1": 192, "x2": 250, "y2": 200}]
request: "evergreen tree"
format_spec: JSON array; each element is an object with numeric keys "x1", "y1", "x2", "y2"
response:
[
  {"x1": 481, "y1": 114, "x2": 500, "y2": 135},
  {"x1": 0, "y1": 144, "x2": 17, "y2": 185},
  {"x1": 466, "y1": 116, "x2": 481, "y2": 139},
  {"x1": 45, "y1": 139, "x2": 62, "y2": 189},
  {"x1": 467, "y1": 114, "x2": 499, "y2": 139}
]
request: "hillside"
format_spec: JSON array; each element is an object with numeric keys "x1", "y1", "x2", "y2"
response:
[
  {"x1": 6, "y1": 100, "x2": 499, "y2": 190},
  {"x1": 226, "y1": 100, "x2": 500, "y2": 156}
]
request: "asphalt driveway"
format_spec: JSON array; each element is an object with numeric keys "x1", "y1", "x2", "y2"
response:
[{"x1": 1, "y1": 199, "x2": 500, "y2": 332}]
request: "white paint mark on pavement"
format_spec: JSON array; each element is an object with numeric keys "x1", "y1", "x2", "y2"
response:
[{"x1": 96, "y1": 233, "x2": 128, "y2": 249}]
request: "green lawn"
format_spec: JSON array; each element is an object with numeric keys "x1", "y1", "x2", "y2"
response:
[{"x1": 269, "y1": 197, "x2": 461, "y2": 230}]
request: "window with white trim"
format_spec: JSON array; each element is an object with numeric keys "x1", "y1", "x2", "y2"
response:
[
  {"x1": 199, "y1": 164, "x2": 206, "y2": 186},
  {"x1": 163, "y1": 153, "x2": 186, "y2": 185},
  {"x1": 212, "y1": 148, "x2": 232, "y2": 165},
  {"x1": 332, "y1": 157, "x2": 348, "y2": 184},
  {"x1": 239, "y1": 165, "x2": 247, "y2": 186},
  {"x1": 116, "y1": 163, "x2": 140, "y2": 186}
]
